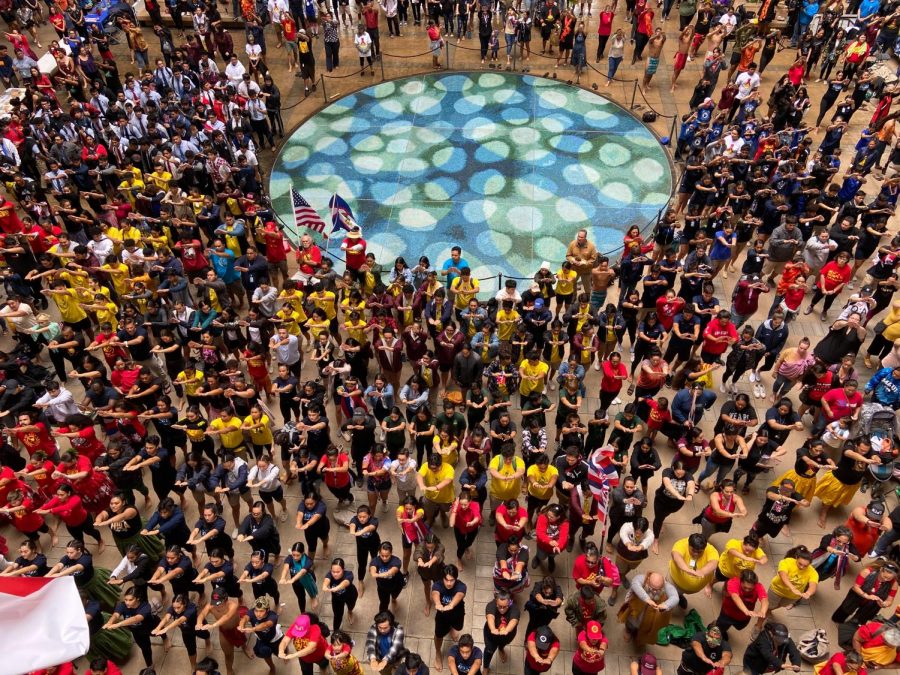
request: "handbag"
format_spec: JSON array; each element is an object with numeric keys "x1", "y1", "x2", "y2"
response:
[{"x1": 797, "y1": 627, "x2": 829, "y2": 663}]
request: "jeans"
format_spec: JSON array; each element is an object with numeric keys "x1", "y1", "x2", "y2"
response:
[
  {"x1": 457, "y1": 14, "x2": 467, "y2": 37},
  {"x1": 608, "y1": 55, "x2": 622, "y2": 79},
  {"x1": 873, "y1": 528, "x2": 900, "y2": 557},
  {"x1": 697, "y1": 458, "x2": 733, "y2": 486},
  {"x1": 505, "y1": 32, "x2": 515, "y2": 55}
]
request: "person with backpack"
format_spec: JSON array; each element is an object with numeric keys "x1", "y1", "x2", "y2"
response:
[{"x1": 743, "y1": 622, "x2": 802, "y2": 675}]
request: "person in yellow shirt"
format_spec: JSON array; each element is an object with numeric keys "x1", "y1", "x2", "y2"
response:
[
  {"x1": 450, "y1": 267, "x2": 479, "y2": 311},
  {"x1": 310, "y1": 287, "x2": 337, "y2": 328},
  {"x1": 278, "y1": 281, "x2": 307, "y2": 318},
  {"x1": 716, "y1": 534, "x2": 768, "y2": 583},
  {"x1": 488, "y1": 445, "x2": 526, "y2": 516},
  {"x1": 668, "y1": 533, "x2": 720, "y2": 605},
  {"x1": 495, "y1": 300, "x2": 520, "y2": 342},
  {"x1": 416, "y1": 453, "x2": 455, "y2": 527},
  {"x1": 148, "y1": 164, "x2": 173, "y2": 192},
  {"x1": 518, "y1": 350, "x2": 549, "y2": 400},
  {"x1": 305, "y1": 308, "x2": 331, "y2": 341},
  {"x1": 101, "y1": 256, "x2": 130, "y2": 298},
  {"x1": 241, "y1": 405, "x2": 275, "y2": 458},
  {"x1": 339, "y1": 289, "x2": 367, "y2": 320},
  {"x1": 767, "y1": 546, "x2": 819, "y2": 611},
  {"x1": 208, "y1": 407, "x2": 247, "y2": 456},
  {"x1": 80, "y1": 293, "x2": 120, "y2": 332},
  {"x1": 272, "y1": 305, "x2": 303, "y2": 337},
  {"x1": 554, "y1": 260, "x2": 578, "y2": 318},
  {"x1": 58, "y1": 266, "x2": 90, "y2": 290},
  {"x1": 43, "y1": 279, "x2": 93, "y2": 338},
  {"x1": 344, "y1": 311, "x2": 369, "y2": 346},
  {"x1": 526, "y1": 453, "x2": 558, "y2": 522},
  {"x1": 174, "y1": 363, "x2": 205, "y2": 406}
]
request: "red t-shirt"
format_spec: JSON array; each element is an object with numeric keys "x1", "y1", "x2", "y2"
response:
[
  {"x1": 0, "y1": 200, "x2": 23, "y2": 234},
  {"x1": 6, "y1": 495, "x2": 45, "y2": 534},
  {"x1": 702, "y1": 320, "x2": 737, "y2": 355},
  {"x1": 263, "y1": 226, "x2": 288, "y2": 263},
  {"x1": 597, "y1": 11, "x2": 613, "y2": 35},
  {"x1": 822, "y1": 388, "x2": 864, "y2": 422},
  {"x1": 494, "y1": 505, "x2": 527, "y2": 543},
  {"x1": 453, "y1": 501, "x2": 481, "y2": 534},
  {"x1": 41, "y1": 494, "x2": 89, "y2": 527},
  {"x1": 818, "y1": 261, "x2": 853, "y2": 292},
  {"x1": 295, "y1": 624, "x2": 329, "y2": 663},
  {"x1": 721, "y1": 576, "x2": 767, "y2": 620},
  {"x1": 572, "y1": 630, "x2": 608, "y2": 673},
  {"x1": 15, "y1": 422, "x2": 57, "y2": 457},
  {"x1": 655, "y1": 297, "x2": 685, "y2": 331},
  {"x1": 525, "y1": 632, "x2": 560, "y2": 672},
  {"x1": 342, "y1": 237, "x2": 367, "y2": 271},
  {"x1": 320, "y1": 453, "x2": 352, "y2": 488},
  {"x1": 645, "y1": 398, "x2": 672, "y2": 431},
  {"x1": 600, "y1": 360, "x2": 627, "y2": 393}
]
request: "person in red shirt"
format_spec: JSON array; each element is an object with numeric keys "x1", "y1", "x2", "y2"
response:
[
  {"x1": 599, "y1": 352, "x2": 628, "y2": 409},
  {"x1": 0, "y1": 198, "x2": 23, "y2": 234},
  {"x1": 449, "y1": 491, "x2": 481, "y2": 568},
  {"x1": 280, "y1": 613, "x2": 329, "y2": 667},
  {"x1": 641, "y1": 396, "x2": 671, "y2": 444},
  {"x1": 0, "y1": 488, "x2": 49, "y2": 543},
  {"x1": 573, "y1": 620, "x2": 608, "y2": 675},
  {"x1": 173, "y1": 235, "x2": 209, "y2": 280},
  {"x1": 22, "y1": 451, "x2": 59, "y2": 500},
  {"x1": 534, "y1": 503, "x2": 569, "y2": 572},
  {"x1": 319, "y1": 446, "x2": 353, "y2": 503},
  {"x1": 701, "y1": 311, "x2": 738, "y2": 363},
  {"x1": 262, "y1": 221, "x2": 289, "y2": 287},
  {"x1": 632, "y1": 6, "x2": 654, "y2": 63},
  {"x1": 817, "y1": 379, "x2": 864, "y2": 433},
  {"x1": 494, "y1": 498, "x2": 527, "y2": 543},
  {"x1": 655, "y1": 290, "x2": 685, "y2": 331},
  {"x1": 296, "y1": 233, "x2": 323, "y2": 280},
  {"x1": 525, "y1": 626, "x2": 561, "y2": 674},
  {"x1": 729, "y1": 274, "x2": 770, "y2": 327},
  {"x1": 341, "y1": 226, "x2": 367, "y2": 278},
  {"x1": 715, "y1": 569, "x2": 768, "y2": 639},
  {"x1": 34, "y1": 483, "x2": 105, "y2": 550},
  {"x1": 572, "y1": 542, "x2": 621, "y2": 595},
  {"x1": 9, "y1": 411, "x2": 58, "y2": 459},
  {"x1": 85, "y1": 658, "x2": 122, "y2": 675},
  {"x1": 805, "y1": 251, "x2": 853, "y2": 320},
  {"x1": 54, "y1": 449, "x2": 114, "y2": 514}
]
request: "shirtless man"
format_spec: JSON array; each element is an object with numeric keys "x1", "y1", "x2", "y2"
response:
[
  {"x1": 703, "y1": 25, "x2": 726, "y2": 61},
  {"x1": 671, "y1": 25, "x2": 694, "y2": 91},
  {"x1": 197, "y1": 590, "x2": 253, "y2": 675},
  {"x1": 589, "y1": 256, "x2": 617, "y2": 312},
  {"x1": 643, "y1": 28, "x2": 666, "y2": 89}
]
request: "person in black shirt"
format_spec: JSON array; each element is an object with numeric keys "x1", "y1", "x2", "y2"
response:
[
  {"x1": 553, "y1": 446, "x2": 588, "y2": 505},
  {"x1": 104, "y1": 587, "x2": 161, "y2": 667},
  {"x1": 240, "y1": 597, "x2": 283, "y2": 669},
  {"x1": 742, "y1": 622, "x2": 801, "y2": 675},
  {"x1": 152, "y1": 594, "x2": 212, "y2": 670},
  {"x1": 370, "y1": 542, "x2": 404, "y2": 613},
  {"x1": 678, "y1": 626, "x2": 732, "y2": 675},
  {"x1": 750, "y1": 479, "x2": 809, "y2": 542},
  {"x1": 148, "y1": 545, "x2": 204, "y2": 604},
  {"x1": 237, "y1": 501, "x2": 281, "y2": 561},
  {"x1": 432, "y1": 563, "x2": 467, "y2": 672},
  {"x1": 238, "y1": 549, "x2": 280, "y2": 607}
]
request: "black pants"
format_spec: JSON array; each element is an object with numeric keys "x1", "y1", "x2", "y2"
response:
[
  {"x1": 454, "y1": 529, "x2": 477, "y2": 559},
  {"x1": 633, "y1": 32, "x2": 649, "y2": 60},
  {"x1": 867, "y1": 332, "x2": 895, "y2": 359},
  {"x1": 809, "y1": 287, "x2": 838, "y2": 312},
  {"x1": 652, "y1": 492, "x2": 683, "y2": 538},
  {"x1": 250, "y1": 117, "x2": 274, "y2": 149},
  {"x1": 131, "y1": 625, "x2": 158, "y2": 667},
  {"x1": 483, "y1": 627, "x2": 517, "y2": 667},
  {"x1": 816, "y1": 93, "x2": 839, "y2": 126},
  {"x1": 252, "y1": 577, "x2": 281, "y2": 605},
  {"x1": 325, "y1": 41, "x2": 340, "y2": 71},
  {"x1": 369, "y1": 27, "x2": 380, "y2": 56},
  {"x1": 596, "y1": 34, "x2": 609, "y2": 59},
  {"x1": 304, "y1": 518, "x2": 331, "y2": 555},
  {"x1": 67, "y1": 517, "x2": 103, "y2": 545},
  {"x1": 714, "y1": 611, "x2": 749, "y2": 639},
  {"x1": 831, "y1": 594, "x2": 881, "y2": 624},
  {"x1": 292, "y1": 578, "x2": 314, "y2": 613},
  {"x1": 376, "y1": 580, "x2": 403, "y2": 611},
  {"x1": 387, "y1": 15, "x2": 400, "y2": 35},
  {"x1": 181, "y1": 626, "x2": 211, "y2": 657},
  {"x1": 332, "y1": 586, "x2": 358, "y2": 630},
  {"x1": 412, "y1": 2, "x2": 421, "y2": 21},
  {"x1": 267, "y1": 109, "x2": 285, "y2": 136},
  {"x1": 356, "y1": 535, "x2": 381, "y2": 581},
  {"x1": 480, "y1": 34, "x2": 490, "y2": 59}
]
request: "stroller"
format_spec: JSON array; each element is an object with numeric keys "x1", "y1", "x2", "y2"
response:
[{"x1": 857, "y1": 403, "x2": 900, "y2": 499}]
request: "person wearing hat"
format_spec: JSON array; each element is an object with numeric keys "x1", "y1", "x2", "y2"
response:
[
  {"x1": 279, "y1": 613, "x2": 330, "y2": 675},
  {"x1": 678, "y1": 625, "x2": 732, "y2": 675},
  {"x1": 572, "y1": 620, "x2": 608, "y2": 675},
  {"x1": 524, "y1": 625, "x2": 560, "y2": 675},
  {"x1": 831, "y1": 560, "x2": 900, "y2": 625},
  {"x1": 238, "y1": 596, "x2": 284, "y2": 671},
  {"x1": 846, "y1": 500, "x2": 890, "y2": 559},
  {"x1": 197, "y1": 589, "x2": 252, "y2": 675},
  {"x1": 743, "y1": 622, "x2": 800, "y2": 675},
  {"x1": 340, "y1": 226, "x2": 367, "y2": 281},
  {"x1": 630, "y1": 653, "x2": 662, "y2": 675}
]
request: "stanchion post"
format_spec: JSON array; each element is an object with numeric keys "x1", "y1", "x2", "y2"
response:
[
  {"x1": 512, "y1": 45, "x2": 517, "y2": 71},
  {"x1": 668, "y1": 113, "x2": 677, "y2": 145},
  {"x1": 380, "y1": 54, "x2": 386, "y2": 80},
  {"x1": 320, "y1": 74, "x2": 327, "y2": 101},
  {"x1": 630, "y1": 79, "x2": 637, "y2": 109},
  {"x1": 497, "y1": 273, "x2": 503, "y2": 293},
  {"x1": 445, "y1": 41, "x2": 451, "y2": 69}
]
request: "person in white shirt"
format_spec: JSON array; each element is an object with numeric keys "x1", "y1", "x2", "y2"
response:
[
  {"x1": 224, "y1": 55, "x2": 246, "y2": 88},
  {"x1": 246, "y1": 454, "x2": 288, "y2": 522},
  {"x1": 87, "y1": 227, "x2": 115, "y2": 260},
  {"x1": 735, "y1": 63, "x2": 760, "y2": 102},
  {"x1": 389, "y1": 448, "x2": 419, "y2": 502},
  {"x1": 34, "y1": 381, "x2": 79, "y2": 423},
  {"x1": 0, "y1": 296, "x2": 36, "y2": 334}
]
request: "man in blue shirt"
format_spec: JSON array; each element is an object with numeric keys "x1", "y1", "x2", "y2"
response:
[
  {"x1": 206, "y1": 238, "x2": 245, "y2": 309},
  {"x1": 440, "y1": 246, "x2": 469, "y2": 289},
  {"x1": 866, "y1": 365, "x2": 900, "y2": 410}
]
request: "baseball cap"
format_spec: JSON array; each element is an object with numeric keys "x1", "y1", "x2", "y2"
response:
[
  {"x1": 534, "y1": 298, "x2": 544, "y2": 309},
  {"x1": 210, "y1": 589, "x2": 228, "y2": 606},
  {"x1": 586, "y1": 621, "x2": 603, "y2": 641},
  {"x1": 535, "y1": 626, "x2": 554, "y2": 650},
  {"x1": 638, "y1": 654, "x2": 658, "y2": 675},
  {"x1": 286, "y1": 614, "x2": 311, "y2": 639},
  {"x1": 867, "y1": 501, "x2": 886, "y2": 521}
]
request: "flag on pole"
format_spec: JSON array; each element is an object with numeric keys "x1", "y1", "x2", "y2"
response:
[
  {"x1": 0, "y1": 576, "x2": 89, "y2": 674},
  {"x1": 329, "y1": 193, "x2": 359, "y2": 234},
  {"x1": 291, "y1": 188, "x2": 329, "y2": 238}
]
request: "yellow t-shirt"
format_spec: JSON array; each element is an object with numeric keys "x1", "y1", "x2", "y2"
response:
[
  {"x1": 450, "y1": 276, "x2": 480, "y2": 310},
  {"x1": 244, "y1": 414, "x2": 275, "y2": 446},
  {"x1": 53, "y1": 288, "x2": 88, "y2": 323},
  {"x1": 306, "y1": 318, "x2": 330, "y2": 340},
  {"x1": 148, "y1": 170, "x2": 173, "y2": 192},
  {"x1": 344, "y1": 319, "x2": 368, "y2": 345},
  {"x1": 101, "y1": 263, "x2": 130, "y2": 296},
  {"x1": 519, "y1": 360, "x2": 549, "y2": 395},
  {"x1": 278, "y1": 290, "x2": 308, "y2": 321},
  {"x1": 59, "y1": 270, "x2": 88, "y2": 290},
  {"x1": 488, "y1": 455, "x2": 526, "y2": 500},
  {"x1": 770, "y1": 558, "x2": 818, "y2": 600},
  {"x1": 717, "y1": 538, "x2": 766, "y2": 579},
  {"x1": 210, "y1": 417, "x2": 245, "y2": 449},
  {"x1": 527, "y1": 464, "x2": 558, "y2": 500},
  {"x1": 275, "y1": 309, "x2": 303, "y2": 336},
  {"x1": 94, "y1": 301, "x2": 119, "y2": 332},
  {"x1": 311, "y1": 292, "x2": 337, "y2": 320},
  {"x1": 555, "y1": 268, "x2": 577, "y2": 296},
  {"x1": 495, "y1": 309, "x2": 520, "y2": 341},
  {"x1": 668, "y1": 539, "x2": 719, "y2": 594},
  {"x1": 177, "y1": 370, "x2": 204, "y2": 396},
  {"x1": 419, "y1": 462, "x2": 455, "y2": 504}
]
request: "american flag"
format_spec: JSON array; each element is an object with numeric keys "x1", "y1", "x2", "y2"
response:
[{"x1": 291, "y1": 187, "x2": 329, "y2": 238}]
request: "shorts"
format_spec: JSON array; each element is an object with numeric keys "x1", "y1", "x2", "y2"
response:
[
  {"x1": 526, "y1": 494, "x2": 550, "y2": 513},
  {"x1": 729, "y1": 50, "x2": 741, "y2": 65},
  {"x1": 259, "y1": 486, "x2": 284, "y2": 504},
  {"x1": 766, "y1": 585, "x2": 798, "y2": 609},
  {"x1": 435, "y1": 604, "x2": 465, "y2": 637},
  {"x1": 65, "y1": 317, "x2": 93, "y2": 333},
  {"x1": 700, "y1": 350, "x2": 723, "y2": 364},
  {"x1": 646, "y1": 56, "x2": 659, "y2": 75},
  {"x1": 674, "y1": 51, "x2": 687, "y2": 71},
  {"x1": 423, "y1": 498, "x2": 452, "y2": 522},
  {"x1": 300, "y1": 61, "x2": 314, "y2": 79},
  {"x1": 227, "y1": 488, "x2": 253, "y2": 507},
  {"x1": 254, "y1": 637, "x2": 281, "y2": 659},
  {"x1": 268, "y1": 259, "x2": 289, "y2": 279}
]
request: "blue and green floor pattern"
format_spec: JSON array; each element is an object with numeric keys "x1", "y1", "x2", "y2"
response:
[{"x1": 270, "y1": 71, "x2": 674, "y2": 280}]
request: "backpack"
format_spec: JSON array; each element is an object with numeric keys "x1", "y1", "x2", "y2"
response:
[{"x1": 797, "y1": 628, "x2": 829, "y2": 663}]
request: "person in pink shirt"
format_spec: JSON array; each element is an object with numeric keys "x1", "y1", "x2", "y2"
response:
[
  {"x1": 815, "y1": 379, "x2": 864, "y2": 435},
  {"x1": 700, "y1": 311, "x2": 738, "y2": 364}
]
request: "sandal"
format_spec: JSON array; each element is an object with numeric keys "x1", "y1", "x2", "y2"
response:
[{"x1": 627, "y1": 383, "x2": 635, "y2": 396}]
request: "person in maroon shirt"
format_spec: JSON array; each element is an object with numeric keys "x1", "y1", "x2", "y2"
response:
[{"x1": 434, "y1": 322, "x2": 464, "y2": 390}]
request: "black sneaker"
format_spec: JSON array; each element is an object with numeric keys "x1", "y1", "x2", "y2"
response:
[
  {"x1": 547, "y1": 557, "x2": 556, "y2": 572},
  {"x1": 565, "y1": 539, "x2": 574, "y2": 552},
  {"x1": 678, "y1": 594, "x2": 687, "y2": 609},
  {"x1": 531, "y1": 557, "x2": 540, "y2": 569},
  {"x1": 401, "y1": 572, "x2": 409, "y2": 588}
]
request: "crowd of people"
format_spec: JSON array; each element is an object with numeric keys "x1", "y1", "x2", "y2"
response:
[{"x1": 1, "y1": 0, "x2": 900, "y2": 673}]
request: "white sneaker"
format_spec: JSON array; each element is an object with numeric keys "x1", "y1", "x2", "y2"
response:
[
  {"x1": 594, "y1": 362, "x2": 601, "y2": 371},
  {"x1": 231, "y1": 528, "x2": 239, "y2": 538},
  {"x1": 729, "y1": 383, "x2": 738, "y2": 394},
  {"x1": 548, "y1": 381, "x2": 557, "y2": 391},
  {"x1": 749, "y1": 371, "x2": 758, "y2": 383},
  {"x1": 719, "y1": 383, "x2": 728, "y2": 393},
  {"x1": 612, "y1": 397, "x2": 622, "y2": 405}
]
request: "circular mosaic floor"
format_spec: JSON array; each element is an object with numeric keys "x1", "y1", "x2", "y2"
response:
[{"x1": 270, "y1": 72, "x2": 674, "y2": 280}]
